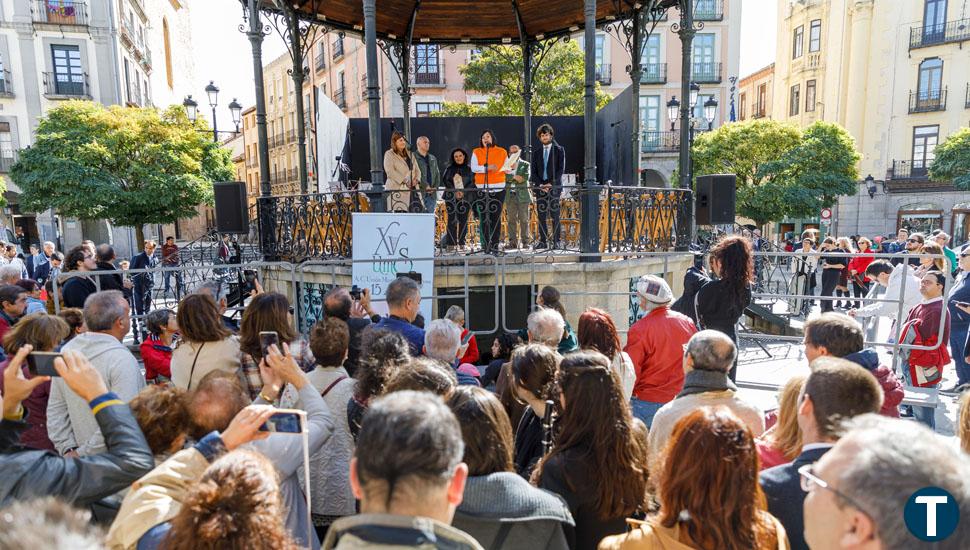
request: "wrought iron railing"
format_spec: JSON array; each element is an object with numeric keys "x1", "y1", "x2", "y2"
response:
[
  {"x1": 691, "y1": 62, "x2": 722, "y2": 83},
  {"x1": 642, "y1": 131, "x2": 680, "y2": 153},
  {"x1": 596, "y1": 64, "x2": 612, "y2": 85},
  {"x1": 909, "y1": 88, "x2": 947, "y2": 113},
  {"x1": 315, "y1": 54, "x2": 326, "y2": 72},
  {"x1": 0, "y1": 153, "x2": 18, "y2": 173},
  {"x1": 413, "y1": 62, "x2": 444, "y2": 86},
  {"x1": 888, "y1": 160, "x2": 929, "y2": 181},
  {"x1": 33, "y1": 0, "x2": 88, "y2": 26},
  {"x1": 640, "y1": 62, "x2": 666, "y2": 84},
  {"x1": 43, "y1": 71, "x2": 90, "y2": 98},
  {"x1": 910, "y1": 18, "x2": 970, "y2": 49},
  {"x1": 332, "y1": 38, "x2": 345, "y2": 59},
  {"x1": 751, "y1": 100, "x2": 766, "y2": 118},
  {"x1": 286, "y1": 129, "x2": 296, "y2": 143},
  {"x1": 333, "y1": 88, "x2": 346, "y2": 109},
  {"x1": 694, "y1": 0, "x2": 723, "y2": 21},
  {"x1": 0, "y1": 70, "x2": 12, "y2": 96},
  {"x1": 965, "y1": 83, "x2": 970, "y2": 109},
  {"x1": 257, "y1": 185, "x2": 692, "y2": 261}
]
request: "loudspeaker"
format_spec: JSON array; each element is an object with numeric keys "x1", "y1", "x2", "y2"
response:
[
  {"x1": 695, "y1": 174, "x2": 736, "y2": 226},
  {"x1": 213, "y1": 182, "x2": 249, "y2": 234}
]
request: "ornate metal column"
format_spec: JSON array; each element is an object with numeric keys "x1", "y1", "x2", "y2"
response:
[
  {"x1": 363, "y1": 0, "x2": 385, "y2": 211},
  {"x1": 243, "y1": 0, "x2": 275, "y2": 259},
  {"x1": 675, "y1": 0, "x2": 697, "y2": 191},
  {"x1": 607, "y1": 1, "x2": 668, "y2": 185},
  {"x1": 580, "y1": 0, "x2": 600, "y2": 258},
  {"x1": 379, "y1": 2, "x2": 420, "y2": 142}
]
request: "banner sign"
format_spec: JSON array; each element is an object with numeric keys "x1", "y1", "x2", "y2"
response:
[{"x1": 351, "y1": 213, "x2": 435, "y2": 320}]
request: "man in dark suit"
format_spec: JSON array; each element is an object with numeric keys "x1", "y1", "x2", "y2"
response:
[
  {"x1": 759, "y1": 357, "x2": 883, "y2": 550},
  {"x1": 129, "y1": 240, "x2": 158, "y2": 338},
  {"x1": 24, "y1": 244, "x2": 38, "y2": 280},
  {"x1": 530, "y1": 123, "x2": 565, "y2": 250}
]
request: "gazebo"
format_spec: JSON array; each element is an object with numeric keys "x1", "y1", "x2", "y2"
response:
[{"x1": 239, "y1": 0, "x2": 701, "y2": 258}]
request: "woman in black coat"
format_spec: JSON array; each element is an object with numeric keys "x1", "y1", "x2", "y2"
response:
[
  {"x1": 695, "y1": 235, "x2": 753, "y2": 382},
  {"x1": 441, "y1": 147, "x2": 475, "y2": 250}
]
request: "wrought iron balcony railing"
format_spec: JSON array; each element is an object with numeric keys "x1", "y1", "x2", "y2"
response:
[
  {"x1": 0, "y1": 152, "x2": 18, "y2": 173},
  {"x1": 43, "y1": 71, "x2": 90, "y2": 98},
  {"x1": 691, "y1": 62, "x2": 722, "y2": 83},
  {"x1": 910, "y1": 18, "x2": 970, "y2": 49},
  {"x1": 888, "y1": 160, "x2": 929, "y2": 181},
  {"x1": 333, "y1": 88, "x2": 347, "y2": 109},
  {"x1": 33, "y1": 0, "x2": 88, "y2": 26},
  {"x1": 413, "y1": 62, "x2": 445, "y2": 86},
  {"x1": 641, "y1": 131, "x2": 680, "y2": 153},
  {"x1": 909, "y1": 88, "x2": 947, "y2": 114},
  {"x1": 332, "y1": 39, "x2": 345, "y2": 59},
  {"x1": 751, "y1": 101, "x2": 766, "y2": 118},
  {"x1": 640, "y1": 63, "x2": 667, "y2": 84},
  {"x1": 595, "y1": 64, "x2": 612, "y2": 85},
  {"x1": 693, "y1": 0, "x2": 723, "y2": 21}
]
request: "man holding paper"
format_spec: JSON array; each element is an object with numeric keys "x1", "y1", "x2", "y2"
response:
[
  {"x1": 504, "y1": 144, "x2": 532, "y2": 250},
  {"x1": 530, "y1": 124, "x2": 565, "y2": 250}
]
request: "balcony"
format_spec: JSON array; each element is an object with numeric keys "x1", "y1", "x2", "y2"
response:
[
  {"x1": 33, "y1": 0, "x2": 88, "y2": 26},
  {"x1": 640, "y1": 62, "x2": 667, "y2": 84},
  {"x1": 333, "y1": 87, "x2": 347, "y2": 109},
  {"x1": 595, "y1": 64, "x2": 612, "y2": 85},
  {"x1": 751, "y1": 101, "x2": 766, "y2": 118},
  {"x1": 888, "y1": 160, "x2": 928, "y2": 181},
  {"x1": 332, "y1": 39, "x2": 345, "y2": 60},
  {"x1": 286, "y1": 129, "x2": 296, "y2": 144},
  {"x1": 693, "y1": 0, "x2": 723, "y2": 21},
  {"x1": 691, "y1": 62, "x2": 722, "y2": 83},
  {"x1": 910, "y1": 18, "x2": 970, "y2": 49},
  {"x1": 413, "y1": 62, "x2": 445, "y2": 86},
  {"x1": 0, "y1": 70, "x2": 12, "y2": 97},
  {"x1": 140, "y1": 49, "x2": 152, "y2": 71},
  {"x1": 0, "y1": 152, "x2": 18, "y2": 173},
  {"x1": 43, "y1": 71, "x2": 91, "y2": 98},
  {"x1": 908, "y1": 88, "x2": 947, "y2": 114},
  {"x1": 641, "y1": 131, "x2": 680, "y2": 153},
  {"x1": 315, "y1": 54, "x2": 326, "y2": 72},
  {"x1": 126, "y1": 84, "x2": 143, "y2": 107}
]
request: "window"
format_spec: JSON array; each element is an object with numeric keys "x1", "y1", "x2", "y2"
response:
[
  {"x1": 51, "y1": 44, "x2": 83, "y2": 95},
  {"x1": 917, "y1": 57, "x2": 943, "y2": 99},
  {"x1": 693, "y1": 34, "x2": 715, "y2": 65},
  {"x1": 595, "y1": 34, "x2": 605, "y2": 68},
  {"x1": 792, "y1": 25, "x2": 804, "y2": 59},
  {"x1": 739, "y1": 92, "x2": 747, "y2": 120},
  {"x1": 809, "y1": 20, "x2": 821, "y2": 52},
  {"x1": 414, "y1": 45, "x2": 440, "y2": 84},
  {"x1": 693, "y1": 94, "x2": 715, "y2": 121},
  {"x1": 640, "y1": 95, "x2": 660, "y2": 132},
  {"x1": 923, "y1": 0, "x2": 948, "y2": 43},
  {"x1": 124, "y1": 58, "x2": 131, "y2": 102},
  {"x1": 163, "y1": 18, "x2": 173, "y2": 89},
  {"x1": 757, "y1": 84, "x2": 767, "y2": 116},
  {"x1": 805, "y1": 80, "x2": 817, "y2": 112},
  {"x1": 0, "y1": 56, "x2": 6, "y2": 94},
  {"x1": 0, "y1": 122, "x2": 13, "y2": 161},
  {"x1": 416, "y1": 102, "x2": 441, "y2": 117},
  {"x1": 790, "y1": 84, "x2": 800, "y2": 116},
  {"x1": 912, "y1": 125, "x2": 939, "y2": 169}
]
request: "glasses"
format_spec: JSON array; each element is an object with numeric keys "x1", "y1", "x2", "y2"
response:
[
  {"x1": 907, "y1": 239, "x2": 920, "y2": 243},
  {"x1": 798, "y1": 464, "x2": 872, "y2": 518}
]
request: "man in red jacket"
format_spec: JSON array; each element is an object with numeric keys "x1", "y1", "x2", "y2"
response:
[
  {"x1": 803, "y1": 312, "x2": 904, "y2": 418},
  {"x1": 623, "y1": 274, "x2": 696, "y2": 428}
]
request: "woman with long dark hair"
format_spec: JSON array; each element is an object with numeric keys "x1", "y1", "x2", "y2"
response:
[
  {"x1": 818, "y1": 237, "x2": 844, "y2": 313},
  {"x1": 479, "y1": 331, "x2": 518, "y2": 389},
  {"x1": 237, "y1": 292, "x2": 313, "y2": 400},
  {"x1": 577, "y1": 308, "x2": 635, "y2": 400},
  {"x1": 508, "y1": 343, "x2": 561, "y2": 479},
  {"x1": 601, "y1": 407, "x2": 788, "y2": 550},
  {"x1": 695, "y1": 235, "x2": 753, "y2": 381},
  {"x1": 447, "y1": 386, "x2": 575, "y2": 549},
  {"x1": 534, "y1": 351, "x2": 648, "y2": 550},
  {"x1": 348, "y1": 328, "x2": 411, "y2": 440},
  {"x1": 441, "y1": 147, "x2": 475, "y2": 251},
  {"x1": 383, "y1": 131, "x2": 421, "y2": 213}
]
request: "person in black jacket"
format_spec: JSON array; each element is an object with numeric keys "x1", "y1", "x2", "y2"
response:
[
  {"x1": 129, "y1": 240, "x2": 158, "y2": 339},
  {"x1": 324, "y1": 286, "x2": 374, "y2": 378},
  {"x1": 441, "y1": 147, "x2": 475, "y2": 251},
  {"x1": 695, "y1": 235, "x2": 753, "y2": 381},
  {"x1": 530, "y1": 124, "x2": 566, "y2": 250},
  {"x1": 94, "y1": 244, "x2": 132, "y2": 297},
  {"x1": 508, "y1": 343, "x2": 560, "y2": 480},
  {"x1": 670, "y1": 252, "x2": 708, "y2": 325},
  {"x1": 0, "y1": 345, "x2": 154, "y2": 507},
  {"x1": 60, "y1": 246, "x2": 98, "y2": 309},
  {"x1": 760, "y1": 357, "x2": 883, "y2": 550}
]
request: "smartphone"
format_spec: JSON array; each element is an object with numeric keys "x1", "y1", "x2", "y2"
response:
[
  {"x1": 259, "y1": 409, "x2": 306, "y2": 434},
  {"x1": 26, "y1": 352, "x2": 62, "y2": 377},
  {"x1": 259, "y1": 331, "x2": 279, "y2": 358},
  {"x1": 350, "y1": 284, "x2": 361, "y2": 301}
]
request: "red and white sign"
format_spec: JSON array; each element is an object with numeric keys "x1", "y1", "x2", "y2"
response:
[{"x1": 820, "y1": 208, "x2": 832, "y2": 221}]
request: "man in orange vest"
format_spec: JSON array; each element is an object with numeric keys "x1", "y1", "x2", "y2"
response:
[{"x1": 469, "y1": 130, "x2": 508, "y2": 255}]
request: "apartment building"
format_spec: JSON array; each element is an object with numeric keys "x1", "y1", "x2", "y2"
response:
[
  {"x1": 774, "y1": 0, "x2": 970, "y2": 243},
  {"x1": 0, "y1": 0, "x2": 194, "y2": 253},
  {"x1": 599, "y1": 0, "x2": 742, "y2": 186},
  {"x1": 737, "y1": 63, "x2": 774, "y2": 120}
]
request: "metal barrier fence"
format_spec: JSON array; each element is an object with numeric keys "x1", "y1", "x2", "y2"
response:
[{"x1": 257, "y1": 185, "x2": 692, "y2": 261}]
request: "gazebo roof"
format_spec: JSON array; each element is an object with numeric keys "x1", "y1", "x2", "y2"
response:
[{"x1": 282, "y1": 0, "x2": 670, "y2": 44}]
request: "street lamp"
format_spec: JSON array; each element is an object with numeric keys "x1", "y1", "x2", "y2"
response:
[
  {"x1": 182, "y1": 95, "x2": 198, "y2": 123},
  {"x1": 703, "y1": 96, "x2": 718, "y2": 129},
  {"x1": 667, "y1": 82, "x2": 718, "y2": 187},
  {"x1": 865, "y1": 174, "x2": 877, "y2": 199},
  {"x1": 229, "y1": 98, "x2": 243, "y2": 133},
  {"x1": 205, "y1": 81, "x2": 220, "y2": 143},
  {"x1": 666, "y1": 96, "x2": 680, "y2": 129},
  {"x1": 689, "y1": 82, "x2": 700, "y2": 111}
]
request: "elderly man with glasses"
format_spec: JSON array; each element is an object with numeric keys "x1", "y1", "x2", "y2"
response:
[
  {"x1": 801, "y1": 414, "x2": 970, "y2": 549},
  {"x1": 759, "y1": 357, "x2": 883, "y2": 550}
]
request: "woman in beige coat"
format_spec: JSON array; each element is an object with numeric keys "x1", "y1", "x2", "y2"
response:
[{"x1": 383, "y1": 131, "x2": 422, "y2": 212}]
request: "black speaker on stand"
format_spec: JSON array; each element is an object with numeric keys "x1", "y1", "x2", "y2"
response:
[
  {"x1": 213, "y1": 182, "x2": 249, "y2": 234},
  {"x1": 695, "y1": 174, "x2": 736, "y2": 226}
]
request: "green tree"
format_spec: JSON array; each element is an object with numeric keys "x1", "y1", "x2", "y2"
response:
[
  {"x1": 432, "y1": 40, "x2": 611, "y2": 117},
  {"x1": 691, "y1": 119, "x2": 859, "y2": 226},
  {"x1": 930, "y1": 126, "x2": 970, "y2": 188},
  {"x1": 11, "y1": 101, "x2": 234, "y2": 245}
]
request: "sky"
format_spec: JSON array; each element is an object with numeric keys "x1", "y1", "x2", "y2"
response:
[{"x1": 191, "y1": 0, "x2": 777, "y2": 129}]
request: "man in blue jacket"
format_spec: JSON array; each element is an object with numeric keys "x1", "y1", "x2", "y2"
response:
[
  {"x1": 373, "y1": 276, "x2": 425, "y2": 356},
  {"x1": 759, "y1": 358, "x2": 883, "y2": 550}
]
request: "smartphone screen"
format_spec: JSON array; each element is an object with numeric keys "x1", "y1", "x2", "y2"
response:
[
  {"x1": 26, "y1": 352, "x2": 62, "y2": 377},
  {"x1": 259, "y1": 331, "x2": 279, "y2": 358},
  {"x1": 260, "y1": 410, "x2": 304, "y2": 434}
]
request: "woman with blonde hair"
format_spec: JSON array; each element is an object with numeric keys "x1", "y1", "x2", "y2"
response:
[
  {"x1": 916, "y1": 241, "x2": 947, "y2": 279},
  {"x1": 834, "y1": 237, "x2": 855, "y2": 309},
  {"x1": 755, "y1": 375, "x2": 806, "y2": 470},
  {"x1": 383, "y1": 131, "x2": 422, "y2": 213}
]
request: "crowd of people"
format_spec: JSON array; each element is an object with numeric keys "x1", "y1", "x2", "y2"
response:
[
  {"x1": 1, "y1": 232, "x2": 970, "y2": 549},
  {"x1": 383, "y1": 124, "x2": 566, "y2": 254}
]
